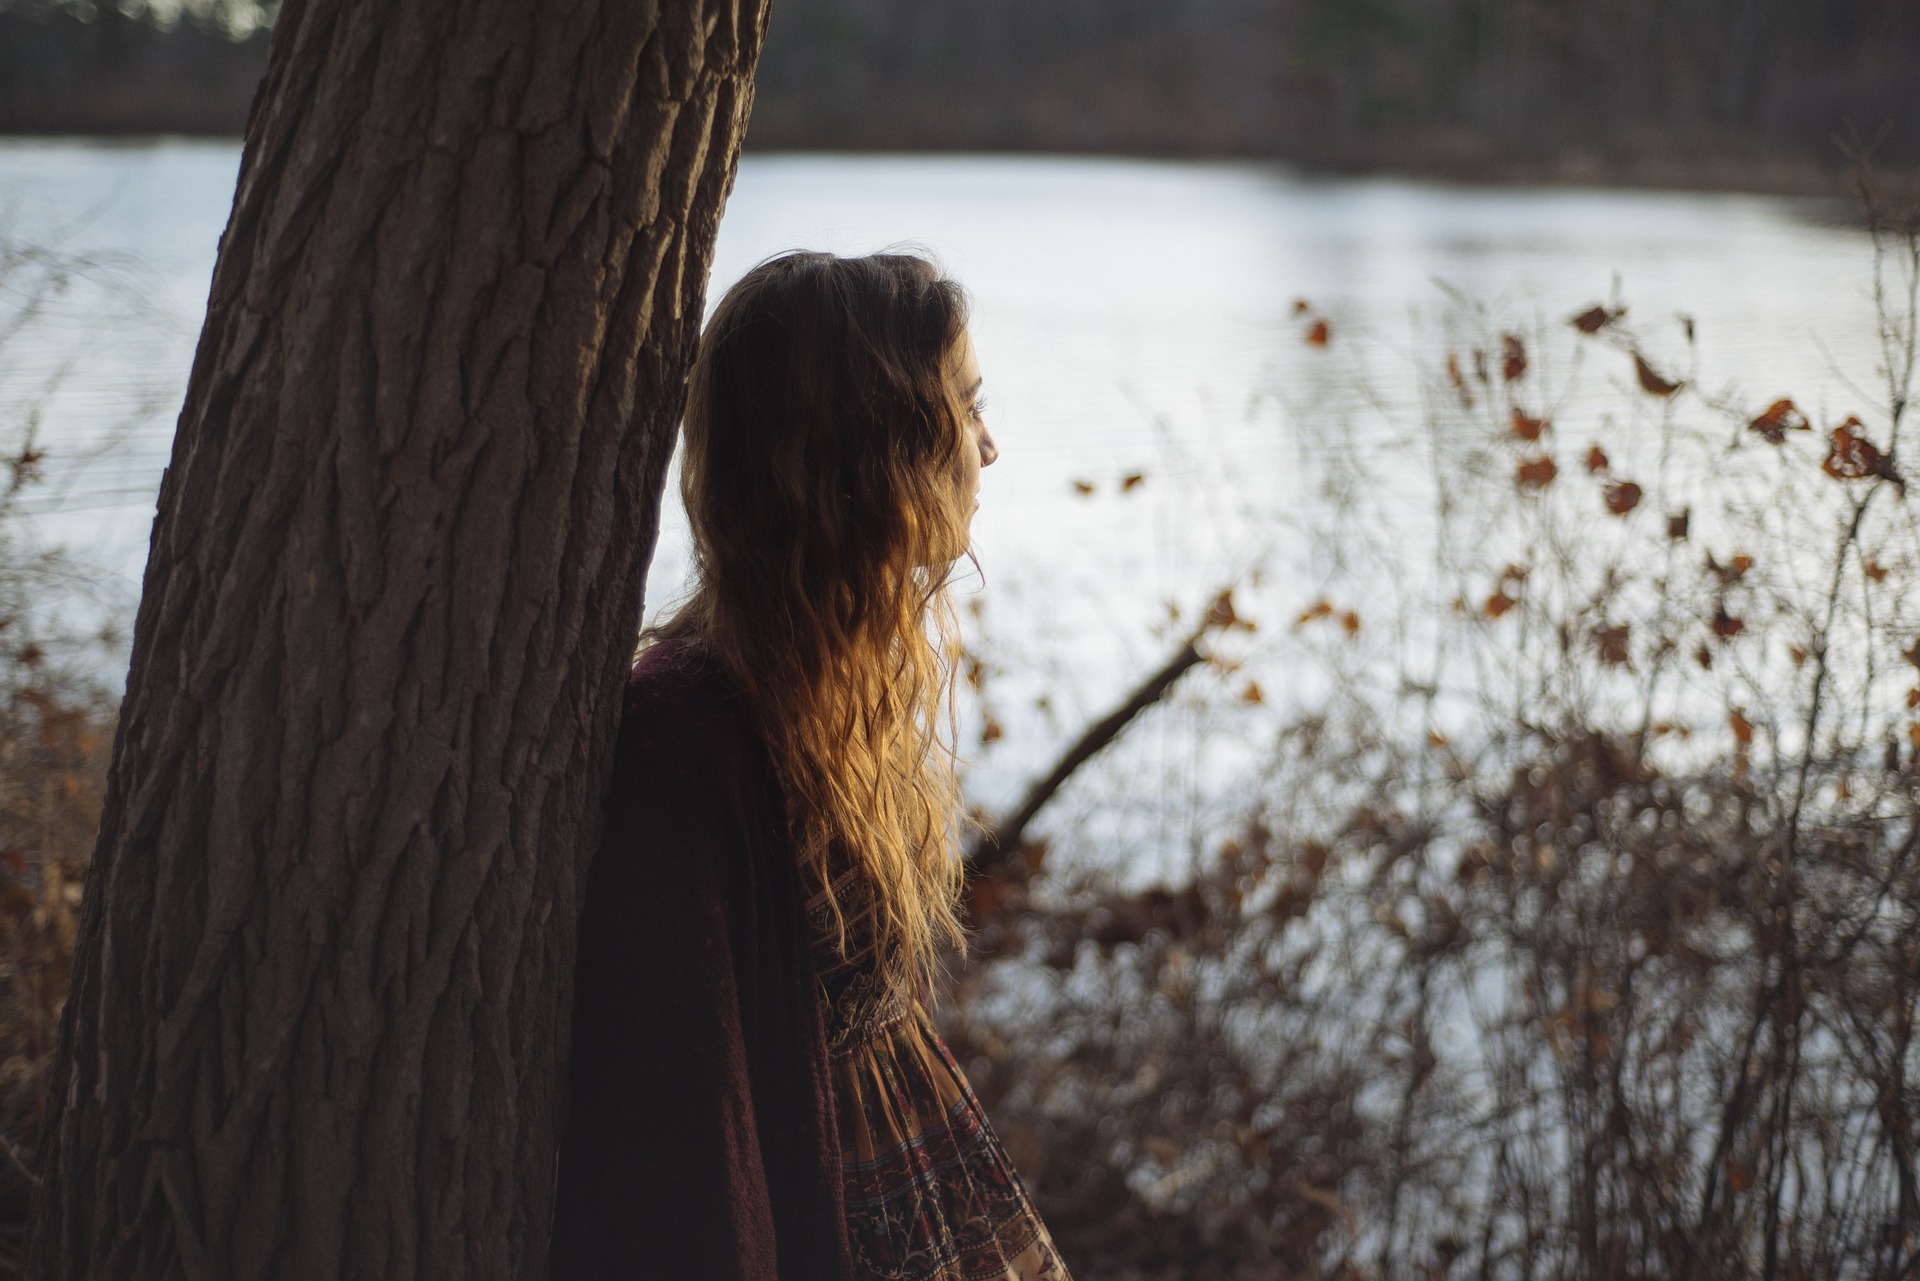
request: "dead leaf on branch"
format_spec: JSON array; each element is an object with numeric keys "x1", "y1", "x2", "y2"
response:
[
  {"x1": 1501, "y1": 333, "x2": 1528, "y2": 381},
  {"x1": 1446, "y1": 351, "x2": 1473, "y2": 407},
  {"x1": 1706, "y1": 552, "x2": 1753, "y2": 583},
  {"x1": 1749, "y1": 398, "x2": 1809, "y2": 444},
  {"x1": 1593, "y1": 624, "x2": 1631, "y2": 666},
  {"x1": 1510, "y1": 408, "x2": 1547, "y2": 441},
  {"x1": 1206, "y1": 590, "x2": 1253, "y2": 632},
  {"x1": 1516, "y1": 455, "x2": 1558, "y2": 489},
  {"x1": 1572, "y1": 304, "x2": 1623, "y2": 334},
  {"x1": 1633, "y1": 352, "x2": 1682, "y2": 397},
  {"x1": 1603, "y1": 481, "x2": 1643, "y2": 515},
  {"x1": 1821, "y1": 417, "x2": 1901, "y2": 485}
]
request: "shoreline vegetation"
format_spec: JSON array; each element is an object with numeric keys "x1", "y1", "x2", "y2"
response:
[
  {"x1": 3, "y1": 0, "x2": 1920, "y2": 200},
  {"x1": 939, "y1": 164, "x2": 1920, "y2": 1276}
]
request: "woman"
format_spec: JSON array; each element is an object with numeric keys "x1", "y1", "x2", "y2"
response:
[{"x1": 550, "y1": 251, "x2": 1071, "y2": 1281}]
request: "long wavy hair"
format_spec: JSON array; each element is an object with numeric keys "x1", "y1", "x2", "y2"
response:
[{"x1": 649, "y1": 250, "x2": 973, "y2": 999}]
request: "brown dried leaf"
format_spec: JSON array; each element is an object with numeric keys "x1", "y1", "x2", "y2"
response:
[
  {"x1": 1484, "y1": 591, "x2": 1517, "y2": 619},
  {"x1": 1510, "y1": 408, "x2": 1547, "y2": 441},
  {"x1": 1593, "y1": 624, "x2": 1631, "y2": 666},
  {"x1": 1501, "y1": 333, "x2": 1528, "y2": 381},
  {"x1": 1706, "y1": 552, "x2": 1753, "y2": 584},
  {"x1": 1604, "y1": 481, "x2": 1643, "y2": 515},
  {"x1": 1071, "y1": 479, "x2": 1095, "y2": 496},
  {"x1": 1241, "y1": 681, "x2": 1264, "y2": 704},
  {"x1": 1748, "y1": 397, "x2": 1810, "y2": 444},
  {"x1": 1823, "y1": 417, "x2": 1884, "y2": 480},
  {"x1": 1586, "y1": 445, "x2": 1610, "y2": 473},
  {"x1": 1306, "y1": 319, "x2": 1330, "y2": 347},
  {"x1": 1120, "y1": 471, "x2": 1145, "y2": 492},
  {"x1": 1571, "y1": 304, "x2": 1621, "y2": 334},
  {"x1": 1634, "y1": 352, "x2": 1681, "y2": 397},
  {"x1": 1516, "y1": 455, "x2": 1558, "y2": 489},
  {"x1": 1295, "y1": 599, "x2": 1333, "y2": 627},
  {"x1": 1667, "y1": 509, "x2": 1690, "y2": 540},
  {"x1": 1712, "y1": 607, "x2": 1746, "y2": 640}
]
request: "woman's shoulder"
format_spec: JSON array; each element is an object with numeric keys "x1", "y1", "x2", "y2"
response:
[{"x1": 617, "y1": 639, "x2": 767, "y2": 783}]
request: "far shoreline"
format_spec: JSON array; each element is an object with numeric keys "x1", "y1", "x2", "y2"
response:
[{"x1": 4, "y1": 130, "x2": 1906, "y2": 207}]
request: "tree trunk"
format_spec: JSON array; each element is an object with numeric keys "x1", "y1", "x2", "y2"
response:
[{"x1": 24, "y1": 0, "x2": 769, "y2": 1277}]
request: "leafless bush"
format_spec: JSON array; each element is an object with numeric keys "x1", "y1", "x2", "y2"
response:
[
  {"x1": 946, "y1": 166, "x2": 1920, "y2": 1279},
  {"x1": 0, "y1": 236, "x2": 132, "y2": 1279}
]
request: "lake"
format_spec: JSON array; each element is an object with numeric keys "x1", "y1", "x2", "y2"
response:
[{"x1": 0, "y1": 140, "x2": 1890, "y2": 870}]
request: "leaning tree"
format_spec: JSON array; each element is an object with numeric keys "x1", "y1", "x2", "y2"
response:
[{"x1": 25, "y1": 0, "x2": 770, "y2": 1276}]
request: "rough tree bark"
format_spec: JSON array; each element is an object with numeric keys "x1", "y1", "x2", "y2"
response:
[{"x1": 24, "y1": 0, "x2": 769, "y2": 1277}]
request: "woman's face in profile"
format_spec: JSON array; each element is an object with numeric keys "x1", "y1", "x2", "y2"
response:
[{"x1": 947, "y1": 329, "x2": 998, "y2": 534}]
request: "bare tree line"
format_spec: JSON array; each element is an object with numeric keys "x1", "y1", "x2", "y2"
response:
[{"x1": 5, "y1": 0, "x2": 1919, "y2": 188}]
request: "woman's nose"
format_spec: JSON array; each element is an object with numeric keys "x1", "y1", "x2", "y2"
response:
[{"x1": 979, "y1": 428, "x2": 999, "y2": 468}]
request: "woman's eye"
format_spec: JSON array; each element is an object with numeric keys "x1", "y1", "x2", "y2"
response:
[{"x1": 970, "y1": 396, "x2": 988, "y2": 420}]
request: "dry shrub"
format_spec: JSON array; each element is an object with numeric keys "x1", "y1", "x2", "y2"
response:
[
  {"x1": 0, "y1": 235, "x2": 131, "y2": 1279},
  {"x1": 0, "y1": 670, "x2": 113, "y2": 1278},
  {"x1": 946, "y1": 172, "x2": 1920, "y2": 1278}
]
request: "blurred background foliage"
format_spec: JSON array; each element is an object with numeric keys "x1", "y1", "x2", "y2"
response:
[{"x1": 4, "y1": 0, "x2": 1920, "y2": 188}]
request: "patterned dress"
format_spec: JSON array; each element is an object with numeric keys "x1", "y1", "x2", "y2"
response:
[{"x1": 806, "y1": 869, "x2": 1072, "y2": 1281}]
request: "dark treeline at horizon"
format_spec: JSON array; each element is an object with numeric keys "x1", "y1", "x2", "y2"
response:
[{"x1": 2, "y1": 0, "x2": 1918, "y2": 190}]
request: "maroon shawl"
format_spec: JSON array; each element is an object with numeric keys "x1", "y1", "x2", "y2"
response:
[{"x1": 549, "y1": 642, "x2": 854, "y2": 1280}]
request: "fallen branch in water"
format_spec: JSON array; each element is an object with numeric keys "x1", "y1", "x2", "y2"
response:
[{"x1": 965, "y1": 590, "x2": 1238, "y2": 882}]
